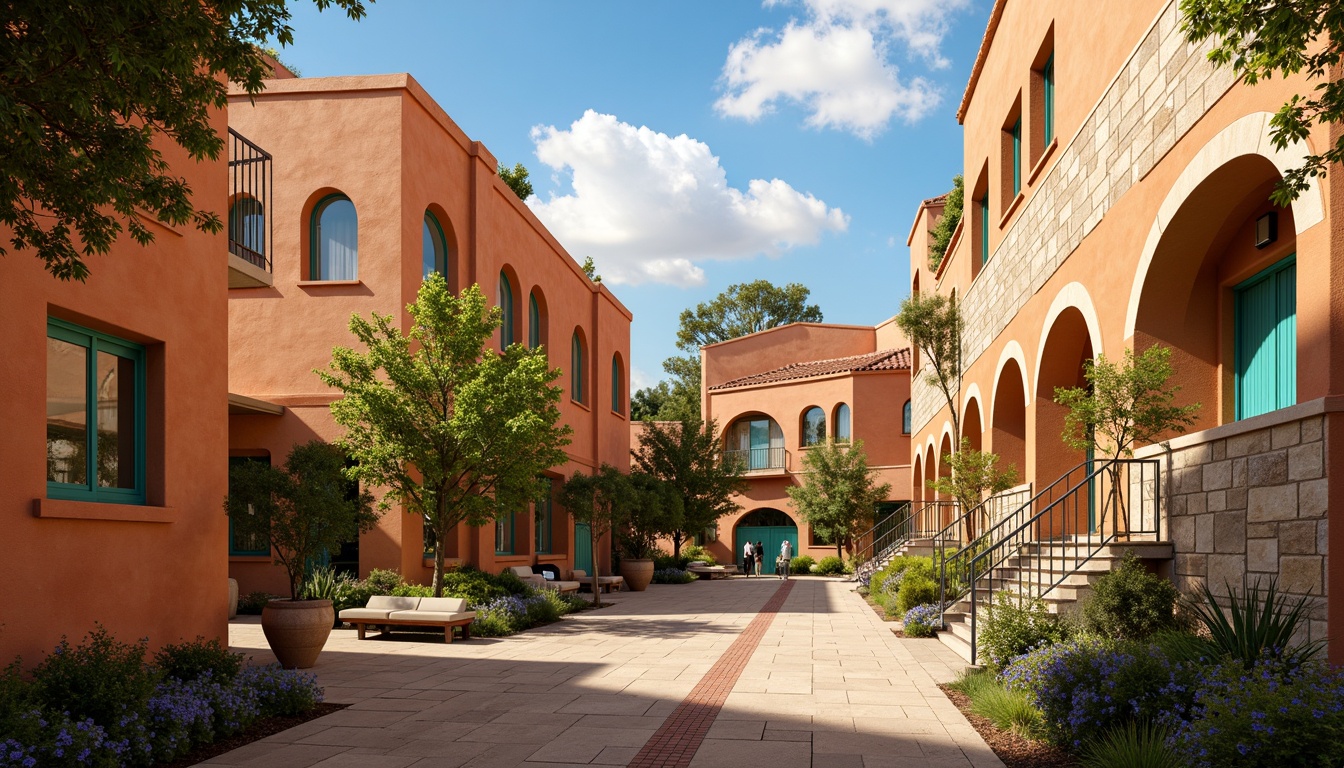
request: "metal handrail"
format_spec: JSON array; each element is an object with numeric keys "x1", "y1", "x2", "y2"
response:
[
  {"x1": 934, "y1": 484, "x2": 1034, "y2": 615},
  {"x1": 724, "y1": 447, "x2": 786, "y2": 471},
  {"x1": 963, "y1": 457, "x2": 1162, "y2": 663},
  {"x1": 227, "y1": 127, "x2": 273, "y2": 273},
  {"x1": 851, "y1": 500, "x2": 955, "y2": 582}
]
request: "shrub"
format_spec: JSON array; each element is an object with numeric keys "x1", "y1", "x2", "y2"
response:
[
  {"x1": 390, "y1": 583, "x2": 435, "y2": 599},
  {"x1": 815, "y1": 555, "x2": 846, "y2": 575},
  {"x1": 977, "y1": 592, "x2": 1068, "y2": 670},
  {"x1": 237, "y1": 592, "x2": 276, "y2": 615},
  {"x1": 947, "y1": 666, "x2": 998, "y2": 698},
  {"x1": 1080, "y1": 721, "x2": 1183, "y2": 768},
  {"x1": 790, "y1": 555, "x2": 816, "y2": 574},
  {"x1": 895, "y1": 576, "x2": 938, "y2": 614},
  {"x1": 653, "y1": 553, "x2": 681, "y2": 570},
  {"x1": 365, "y1": 568, "x2": 404, "y2": 594},
  {"x1": 1082, "y1": 552, "x2": 1178, "y2": 640},
  {"x1": 970, "y1": 683, "x2": 1043, "y2": 739},
  {"x1": 871, "y1": 556, "x2": 934, "y2": 596},
  {"x1": 652, "y1": 568, "x2": 698, "y2": 584},
  {"x1": 153, "y1": 638, "x2": 243, "y2": 683},
  {"x1": 30, "y1": 626, "x2": 160, "y2": 748},
  {"x1": 521, "y1": 590, "x2": 568, "y2": 626},
  {"x1": 1188, "y1": 577, "x2": 1323, "y2": 669},
  {"x1": 302, "y1": 566, "x2": 357, "y2": 609},
  {"x1": 1171, "y1": 657, "x2": 1344, "y2": 768},
  {"x1": 902, "y1": 604, "x2": 941, "y2": 638},
  {"x1": 679, "y1": 544, "x2": 716, "y2": 566},
  {"x1": 559, "y1": 593, "x2": 592, "y2": 612},
  {"x1": 472, "y1": 595, "x2": 526, "y2": 637}
]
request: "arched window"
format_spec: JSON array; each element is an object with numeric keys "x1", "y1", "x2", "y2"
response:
[
  {"x1": 422, "y1": 212, "x2": 448, "y2": 281},
  {"x1": 727, "y1": 417, "x2": 785, "y2": 471},
  {"x1": 611, "y1": 354, "x2": 624, "y2": 415},
  {"x1": 801, "y1": 407, "x2": 826, "y2": 446},
  {"x1": 834, "y1": 403, "x2": 851, "y2": 443},
  {"x1": 528, "y1": 290, "x2": 544, "y2": 349},
  {"x1": 310, "y1": 194, "x2": 357, "y2": 280},
  {"x1": 498, "y1": 272, "x2": 515, "y2": 349},
  {"x1": 902, "y1": 400, "x2": 912, "y2": 434},
  {"x1": 571, "y1": 330, "x2": 586, "y2": 404},
  {"x1": 228, "y1": 197, "x2": 265, "y2": 266}
]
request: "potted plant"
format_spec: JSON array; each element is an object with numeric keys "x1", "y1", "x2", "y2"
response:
[
  {"x1": 618, "y1": 471, "x2": 683, "y2": 592},
  {"x1": 225, "y1": 441, "x2": 378, "y2": 668}
]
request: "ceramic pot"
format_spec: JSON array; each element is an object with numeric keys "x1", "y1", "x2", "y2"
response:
[
  {"x1": 227, "y1": 578, "x2": 239, "y2": 620},
  {"x1": 261, "y1": 599, "x2": 334, "y2": 669},
  {"x1": 619, "y1": 558, "x2": 655, "y2": 592}
]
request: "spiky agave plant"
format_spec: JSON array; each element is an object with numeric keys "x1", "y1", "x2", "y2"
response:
[
  {"x1": 1189, "y1": 578, "x2": 1323, "y2": 668},
  {"x1": 1080, "y1": 721, "x2": 1182, "y2": 768}
]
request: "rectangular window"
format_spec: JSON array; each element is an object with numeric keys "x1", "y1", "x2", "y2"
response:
[
  {"x1": 1043, "y1": 54, "x2": 1055, "y2": 146},
  {"x1": 1235, "y1": 255, "x2": 1296, "y2": 420},
  {"x1": 424, "y1": 519, "x2": 436, "y2": 556},
  {"x1": 495, "y1": 511, "x2": 516, "y2": 555},
  {"x1": 535, "y1": 478, "x2": 554, "y2": 554},
  {"x1": 979, "y1": 195, "x2": 990, "y2": 265},
  {"x1": 1011, "y1": 118, "x2": 1022, "y2": 197},
  {"x1": 47, "y1": 319, "x2": 146, "y2": 504},
  {"x1": 228, "y1": 456, "x2": 271, "y2": 556}
]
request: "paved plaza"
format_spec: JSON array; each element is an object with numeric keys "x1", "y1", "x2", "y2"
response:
[{"x1": 204, "y1": 578, "x2": 1002, "y2": 768}]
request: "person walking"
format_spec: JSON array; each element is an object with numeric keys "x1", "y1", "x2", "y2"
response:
[
  {"x1": 743, "y1": 540, "x2": 754, "y2": 577},
  {"x1": 778, "y1": 539, "x2": 793, "y2": 580},
  {"x1": 755, "y1": 541, "x2": 764, "y2": 576}
]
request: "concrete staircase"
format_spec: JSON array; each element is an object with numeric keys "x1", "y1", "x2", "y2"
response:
[{"x1": 935, "y1": 540, "x2": 1174, "y2": 662}]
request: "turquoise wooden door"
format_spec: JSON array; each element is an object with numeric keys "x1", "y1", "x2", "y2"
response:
[
  {"x1": 1236, "y1": 257, "x2": 1296, "y2": 420},
  {"x1": 574, "y1": 522, "x2": 593, "y2": 573},
  {"x1": 733, "y1": 526, "x2": 799, "y2": 574}
]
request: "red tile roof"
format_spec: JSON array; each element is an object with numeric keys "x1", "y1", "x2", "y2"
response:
[
  {"x1": 922, "y1": 192, "x2": 949, "y2": 206},
  {"x1": 709, "y1": 348, "x2": 911, "y2": 391}
]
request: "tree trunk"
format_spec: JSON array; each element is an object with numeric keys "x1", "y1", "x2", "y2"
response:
[
  {"x1": 590, "y1": 526, "x2": 602, "y2": 608},
  {"x1": 672, "y1": 532, "x2": 684, "y2": 558}
]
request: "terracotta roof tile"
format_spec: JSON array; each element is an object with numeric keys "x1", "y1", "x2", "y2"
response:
[
  {"x1": 922, "y1": 193, "x2": 949, "y2": 206},
  {"x1": 709, "y1": 348, "x2": 911, "y2": 391}
]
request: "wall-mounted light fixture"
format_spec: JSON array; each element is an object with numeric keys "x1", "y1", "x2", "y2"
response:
[{"x1": 1255, "y1": 212, "x2": 1278, "y2": 249}]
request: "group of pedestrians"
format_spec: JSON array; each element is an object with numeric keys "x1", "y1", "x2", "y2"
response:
[{"x1": 742, "y1": 538, "x2": 793, "y2": 579}]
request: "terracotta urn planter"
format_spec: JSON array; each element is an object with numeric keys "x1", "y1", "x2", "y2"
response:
[
  {"x1": 261, "y1": 599, "x2": 334, "y2": 669},
  {"x1": 619, "y1": 558, "x2": 655, "y2": 592}
]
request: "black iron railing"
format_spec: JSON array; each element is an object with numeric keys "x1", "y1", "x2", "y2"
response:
[
  {"x1": 934, "y1": 484, "x2": 1034, "y2": 612},
  {"x1": 850, "y1": 500, "x2": 954, "y2": 582},
  {"x1": 227, "y1": 128, "x2": 272, "y2": 272},
  {"x1": 958, "y1": 457, "x2": 1161, "y2": 663},
  {"x1": 725, "y1": 447, "x2": 786, "y2": 472}
]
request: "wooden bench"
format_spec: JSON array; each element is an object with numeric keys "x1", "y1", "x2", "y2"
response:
[{"x1": 338, "y1": 595, "x2": 476, "y2": 643}]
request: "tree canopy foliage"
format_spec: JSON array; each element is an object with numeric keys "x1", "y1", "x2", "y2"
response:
[
  {"x1": 559, "y1": 464, "x2": 632, "y2": 606},
  {"x1": 927, "y1": 437, "x2": 1018, "y2": 517},
  {"x1": 319, "y1": 275, "x2": 571, "y2": 596},
  {"x1": 926, "y1": 175, "x2": 963, "y2": 271},
  {"x1": 498, "y1": 162, "x2": 533, "y2": 201},
  {"x1": 631, "y1": 417, "x2": 747, "y2": 556},
  {"x1": 0, "y1": 0, "x2": 370, "y2": 281},
  {"x1": 786, "y1": 440, "x2": 891, "y2": 559},
  {"x1": 896, "y1": 291, "x2": 963, "y2": 442},
  {"x1": 1181, "y1": 0, "x2": 1344, "y2": 205}
]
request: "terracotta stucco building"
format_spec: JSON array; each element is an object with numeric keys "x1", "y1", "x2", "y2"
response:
[
  {"x1": 909, "y1": 0, "x2": 1343, "y2": 657},
  {"x1": 225, "y1": 71, "x2": 631, "y2": 596}
]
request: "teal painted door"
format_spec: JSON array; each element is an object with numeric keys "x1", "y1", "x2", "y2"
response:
[
  {"x1": 574, "y1": 522, "x2": 593, "y2": 573},
  {"x1": 734, "y1": 526, "x2": 799, "y2": 575},
  {"x1": 1236, "y1": 257, "x2": 1296, "y2": 420}
]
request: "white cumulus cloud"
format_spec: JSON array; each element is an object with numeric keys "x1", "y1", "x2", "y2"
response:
[
  {"x1": 527, "y1": 110, "x2": 848, "y2": 287},
  {"x1": 718, "y1": 0, "x2": 971, "y2": 138}
]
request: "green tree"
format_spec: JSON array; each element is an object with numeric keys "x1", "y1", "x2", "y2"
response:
[
  {"x1": 896, "y1": 291, "x2": 963, "y2": 442},
  {"x1": 926, "y1": 175, "x2": 964, "y2": 271},
  {"x1": 623, "y1": 470, "x2": 684, "y2": 559},
  {"x1": 927, "y1": 437, "x2": 1018, "y2": 520},
  {"x1": 0, "y1": 0, "x2": 370, "y2": 281},
  {"x1": 632, "y1": 417, "x2": 748, "y2": 557},
  {"x1": 498, "y1": 162, "x2": 533, "y2": 201},
  {"x1": 559, "y1": 464, "x2": 633, "y2": 606},
  {"x1": 1181, "y1": 0, "x2": 1344, "y2": 205},
  {"x1": 580, "y1": 256, "x2": 602, "y2": 283},
  {"x1": 786, "y1": 440, "x2": 892, "y2": 560},
  {"x1": 318, "y1": 275, "x2": 571, "y2": 596},
  {"x1": 225, "y1": 440, "x2": 378, "y2": 600},
  {"x1": 1054, "y1": 345, "x2": 1200, "y2": 528},
  {"x1": 630, "y1": 381, "x2": 671, "y2": 421}
]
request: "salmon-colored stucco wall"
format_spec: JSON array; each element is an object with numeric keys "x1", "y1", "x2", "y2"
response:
[{"x1": 0, "y1": 118, "x2": 230, "y2": 663}]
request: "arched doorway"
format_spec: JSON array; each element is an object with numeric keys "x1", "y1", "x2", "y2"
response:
[
  {"x1": 1035, "y1": 305, "x2": 1095, "y2": 535},
  {"x1": 992, "y1": 358, "x2": 1028, "y2": 476},
  {"x1": 962, "y1": 397, "x2": 983, "y2": 453},
  {"x1": 734, "y1": 508, "x2": 798, "y2": 575}
]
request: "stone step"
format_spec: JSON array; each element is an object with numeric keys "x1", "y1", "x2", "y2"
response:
[{"x1": 936, "y1": 621, "x2": 975, "y2": 662}]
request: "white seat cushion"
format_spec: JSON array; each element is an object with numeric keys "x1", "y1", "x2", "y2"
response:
[
  {"x1": 368, "y1": 595, "x2": 421, "y2": 611},
  {"x1": 339, "y1": 607, "x2": 395, "y2": 621},
  {"x1": 417, "y1": 597, "x2": 468, "y2": 613},
  {"x1": 387, "y1": 610, "x2": 476, "y2": 623}
]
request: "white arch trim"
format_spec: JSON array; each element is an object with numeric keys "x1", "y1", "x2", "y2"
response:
[
  {"x1": 1034, "y1": 282, "x2": 1104, "y2": 392},
  {"x1": 992, "y1": 340, "x2": 1030, "y2": 411},
  {"x1": 1124, "y1": 111, "x2": 1325, "y2": 339},
  {"x1": 939, "y1": 420, "x2": 955, "y2": 452},
  {"x1": 962, "y1": 384, "x2": 985, "y2": 436}
]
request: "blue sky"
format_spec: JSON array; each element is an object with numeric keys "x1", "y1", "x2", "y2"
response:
[{"x1": 279, "y1": 0, "x2": 989, "y2": 389}]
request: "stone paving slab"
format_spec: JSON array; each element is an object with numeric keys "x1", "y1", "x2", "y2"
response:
[{"x1": 205, "y1": 578, "x2": 1001, "y2": 767}]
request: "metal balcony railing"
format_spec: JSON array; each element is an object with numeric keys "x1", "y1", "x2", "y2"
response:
[
  {"x1": 227, "y1": 128, "x2": 272, "y2": 272},
  {"x1": 724, "y1": 447, "x2": 786, "y2": 472}
]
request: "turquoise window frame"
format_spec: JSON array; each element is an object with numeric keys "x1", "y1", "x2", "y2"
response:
[
  {"x1": 1043, "y1": 54, "x2": 1055, "y2": 146},
  {"x1": 571, "y1": 332, "x2": 585, "y2": 404},
  {"x1": 422, "y1": 211, "x2": 448, "y2": 281},
  {"x1": 1235, "y1": 254, "x2": 1297, "y2": 420},
  {"x1": 227, "y1": 456, "x2": 271, "y2": 556},
  {"x1": 499, "y1": 272, "x2": 515, "y2": 349},
  {"x1": 902, "y1": 400, "x2": 912, "y2": 434},
  {"x1": 979, "y1": 195, "x2": 990, "y2": 265},
  {"x1": 309, "y1": 193, "x2": 357, "y2": 281},
  {"x1": 535, "y1": 478, "x2": 554, "y2": 554},
  {"x1": 46, "y1": 318, "x2": 147, "y2": 505},
  {"x1": 495, "y1": 511, "x2": 516, "y2": 555},
  {"x1": 528, "y1": 292, "x2": 541, "y2": 349},
  {"x1": 1011, "y1": 119, "x2": 1022, "y2": 197},
  {"x1": 611, "y1": 356, "x2": 623, "y2": 414}
]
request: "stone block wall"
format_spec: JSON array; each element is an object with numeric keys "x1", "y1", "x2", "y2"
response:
[{"x1": 1150, "y1": 411, "x2": 1328, "y2": 644}]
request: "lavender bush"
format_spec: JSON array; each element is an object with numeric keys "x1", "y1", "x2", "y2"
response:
[
  {"x1": 902, "y1": 604, "x2": 942, "y2": 637},
  {"x1": 652, "y1": 568, "x2": 697, "y2": 584}
]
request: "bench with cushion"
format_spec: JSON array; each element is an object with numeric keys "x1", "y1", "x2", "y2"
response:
[
  {"x1": 686, "y1": 561, "x2": 736, "y2": 580},
  {"x1": 509, "y1": 565, "x2": 581, "y2": 594},
  {"x1": 338, "y1": 595, "x2": 476, "y2": 642},
  {"x1": 571, "y1": 569, "x2": 625, "y2": 593}
]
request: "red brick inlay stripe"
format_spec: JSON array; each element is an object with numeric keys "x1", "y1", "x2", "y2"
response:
[{"x1": 627, "y1": 580, "x2": 796, "y2": 768}]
